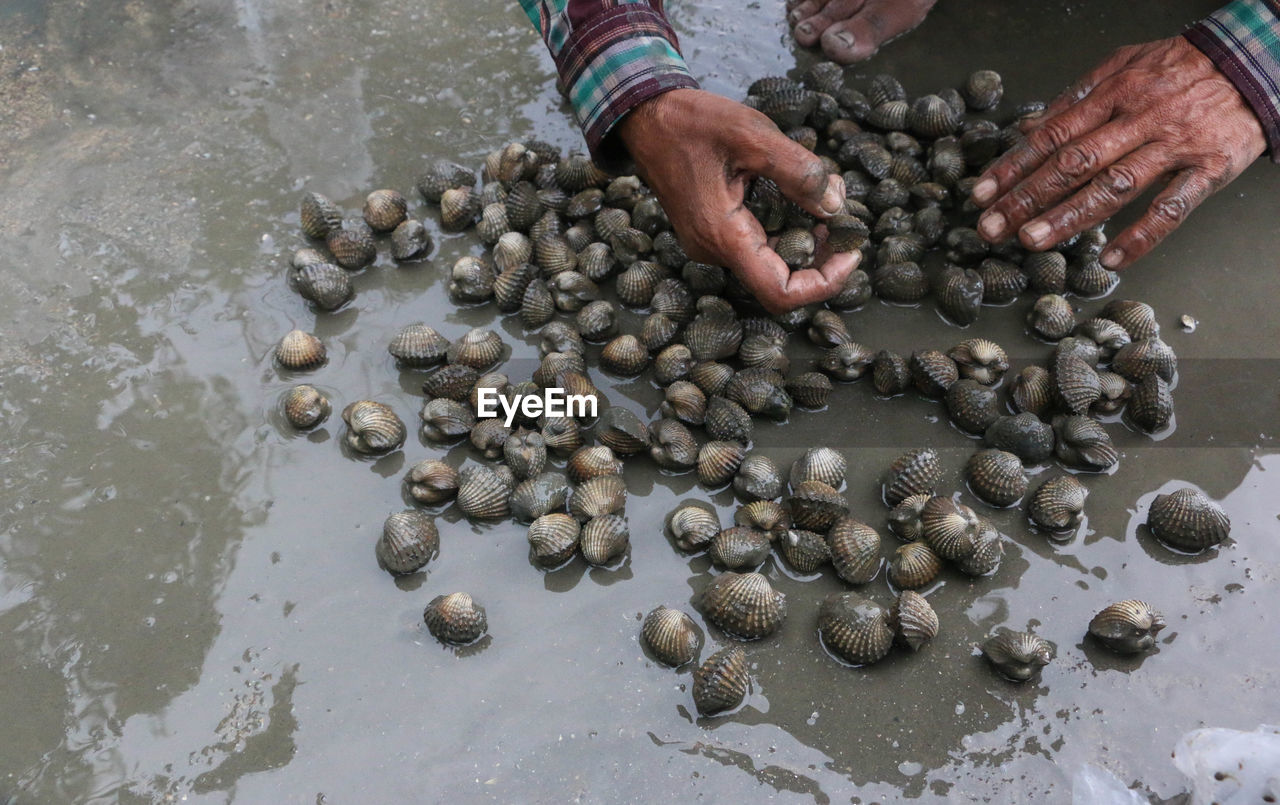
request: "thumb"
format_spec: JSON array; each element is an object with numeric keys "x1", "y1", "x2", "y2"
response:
[{"x1": 735, "y1": 122, "x2": 846, "y2": 219}]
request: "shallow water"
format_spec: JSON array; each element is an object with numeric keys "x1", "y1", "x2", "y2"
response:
[{"x1": 0, "y1": 0, "x2": 1277, "y2": 802}]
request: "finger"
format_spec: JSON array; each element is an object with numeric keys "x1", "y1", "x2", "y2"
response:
[
  {"x1": 792, "y1": 0, "x2": 866, "y2": 46},
  {"x1": 1012, "y1": 146, "x2": 1169, "y2": 251},
  {"x1": 787, "y1": 0, "x2": 825, "y2": 13},
  {"x1": 976, "y1": 118, "x2": 1144, "y2": 242},
  {"x1": 1026, "y1": 44, "x2": 1144, "y2": 129},
  {"x1": 818, "y1": 0, "x2": 935, "y2": 64},
  {"x1": 734, "y1": 117, "x2": 846, "y2": 218},
  {"x1": 1099, "y1": 169, "x2": 1214, "y2": 269},
  {"x1": 720, "y1": 210, "x2": 858, "y2": 313},
  {"x1": 970, "y1": 93, "x2": 1117, "y2": 207}
]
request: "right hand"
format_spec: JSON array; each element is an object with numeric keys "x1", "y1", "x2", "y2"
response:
[
  {"x1": 787, "y1": 0, "x2": 937, "y2": 64},
  {"x1": 616, "y1": 88, "x2": 858, "y2": 315}
]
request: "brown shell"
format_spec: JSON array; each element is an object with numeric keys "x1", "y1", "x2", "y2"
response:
[
  {"x1": 388, "y1": 324, "x2": 450, "y2": 367},
  {"x1": 1027, "y1": 294, "x2": 1075, "y2": 341},
  {"x1": 689, "y1": 361, "x2": 736, "y2": 398},
  {"x1": 692, "y1": 646, "x2": 750, "y2": 716},
  {"x1": 910, "y1": 350, "x2": 959, "y2": 398},
  {"x1": 292, "y1": 261, "x2": 353, "y2": 310},
  {"x1": 600, "y1": 334, "x2": 650, "y2": 376},
  {"x1": 404, "y1": 459, "x2": 460, "y2": 505},
  {"x1": 981, "y1": 628, "x2": 1055, "y2": 682},
  {"x1": 684, "y1": 315, "x2": 745, "y2": 362},
  {"x1": 648, "y1": 418, "x2": 699, "y2": 471},
  {"x1": 281, "y1": 384, "x2": 330, "y2": 430},
  {"x1": 1100, "y1": 299, "x2": 1160, "y2": 340},
  {"x1": 947, "y1": 338, "x2": 1009, "y2": 386},
  {"x1": 595, "y1": 406, "x2": 650, "y2": 456},
  {"x1": 872, "y1": 350, "x2": 912, "y2": 396},
  {"x1": 776, "y1": 528, "x2": 829, "y2": 574},
  {"x1": 642, "y1": 606, "x2": 702, "y2": 667},
  {"x1": 568, "y1": 474, "x2": 627, "y2": 522},
  {"x1": 527, "y1": 512, "x2": 580, "y2": 567},
  {"x1": 788, "y1": 447, "x2": 846, "y2": 490},
  {"x1": 447, "y1": 328, "x2": 505, "y2": 371},
  {"x1": 965, "y1": 449, "x2": 1028, "y2": 507},
  {"x1": 1023, "y1": 250, "x2": 1067, "y2": 294},
  {"x1": 615, "y1": 261, "x2": 669, "y2": 307},
  {"x1": 422, "y1": 364, "x2": 480, "y2": 402},
  {"x1": 1147, "y1": 487, "x2": 1230, "y2": 552},
  {"x1": 784, "y1": 372, "x2": 833, "y2": 409},
  {"x1": 827, "y1": 517, "x2": 882, "y2": 585},
  {"x1": 946, "y1": 379, "x2": 1002, "y2": 435},
  {"x1": 1112, "y1": 338, "x2": 1178, "y2": 383},
  {"x1": 1126, "y1": 373, "x2": 1173, "y2": 433},
  {"x1": 704, "y1": 396, "x2": 754, "y2": 445},
  {"x1": 884, "y1": 448, "x2": 942, "y2": 506},
  {"x1": 733, "y1": 500, "x2": 792, "y2": 537},
  {"x1": 449, "y1": 256, "x2": 497, "y2": 303},
  {"x1": 888, "y1": 541, "x2": 943, "y2": 589},
  {"x1": 694, "y1": 441, "x2": 746, "y2": 488},
  {"x1": 697, "y1": 571, "x2": 787, "y2": 640},
  {"x1": 890, "y1": 590, "x2": 938, "y2": 651},
  {"x1": 733, "y1": 454, "x2": 784, "y2": 501},
  {"x1": 1029, "y1": 475, "x2": 1087, "y2": 532},
  {"x1": 984, "y1": 413, "x2": 1055, "y2": 465},
  {"x1": 786, "y1": 481, "x2": 848, "y2": 532},
  {"x1": 580, "y1": 514, "x2": 629, "y2": 565},
  {"x1": 416, "y1": 160, "x2": 475, "y2": 203},
  {"x1": 817, "y1": 592, "x2": 894, "y2": 666},
  {"x1": 540, "y1": 416, "x2": 584, "y2": 456},
  {"x1": 658, "y1": 381, "x2": 707, "y2": 427},
  {"x1": 956, "y1": 519, "x2": 1004, "y2": 576},
  {"x1": 567, "y1": 445, "x2": 623, "y2": 484},
  {"x1": 423, "y1": 592, "x2": 487, "y2": 645},
  {"x1": 1053, "y1": 354, "x2": 1102, "y2": 415},
  {"x1": 390, "y1": 218, "x2": 432, "y2": 261},
  {"x1": 362, "y1": 189, "x2": 408, "y2": 232},
  {"x1": 709, "y1": 526, "x2": 772, "y2": 570},
  {"x1": 1088, "y1": 600, "x2": 1166, "y2": 654},
  {"x1": 668, "y1": 502, "x2": 721, "y2": 552},
  {"x1": 275, "y1": 329, "x2": 327, "y2": 370},
  {"x1": 653, "y1": 344, "x2": 694, "y2": 387},
  {"x1": 962, "y1": 69, "x2": 1003, "y2": 110},
  {"x1": 300, "y1": 192, "x2": 343, "y2": 239},
  {"x1": 456, "y1": 466, "x2": 514, "y2": 521},
  {"x1": 920, "y1": 496, "x2": 980, "y2": 561},
  {"x1": 509, "y1": 471, "x2": 570, "y2": 523},
  {"x1": 887, "y1": 494, "x2": 931, "y2": 542},
  {"x1": 935, "y1": 264, "x2": 984, "y2": 326},
  {"x1": 1010, "y1": 365, "x2": 1053, "y2": 416},
  {"x1": 376, "y1": 510, "x2": 439, "y2": 574},
  {"x1": 1052, "y1": 415, "x2": 1119, "y2": 470},
  {"x1": 342, "y1": 400, "x2": 406, "y2": 454},
  {"x1": 419, "y1": 397, "x2": 476, "y2": 442},
  {"x1": 639, "y1": 312, "x2": 680, "y2": 352},
  {"x1": 439, "y1": 186, "x2": 480, "y2": 232}
]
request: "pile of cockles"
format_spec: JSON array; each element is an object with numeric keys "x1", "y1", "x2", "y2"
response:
[{"x1": 268, "y1": 63, "x2": 1232, "y2": 718}]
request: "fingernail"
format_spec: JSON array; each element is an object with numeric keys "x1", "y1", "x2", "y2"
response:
[
  {"x1": 1101, "y1": 247, "x2": 1124, "y2": 268},
  {"x1": 796, "y1": 21, "x2": 813, "y2": 36},
  {"x1": 788, "y1": 9, "x2": 803, "y2": 24},
  {"x1": 972, "y1": 178, "x2": 997, "y2": 204},
  {"x1": 835, "y1": 31, "x2": 854, "y2": 48},
  {"x1": 1022, "y1": 221, "x2": 1051, "y2": 247},
  {"x1": 978, "y1": 211, "x2": 1005, "y2": 240},
  {"x1": 820, "y1": 176, "x2": 844, "y2": 215}
]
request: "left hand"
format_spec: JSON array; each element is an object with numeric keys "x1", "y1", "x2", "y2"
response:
[{"x1": 971, "y1": 35, "x2": 1266, "y2": 269}]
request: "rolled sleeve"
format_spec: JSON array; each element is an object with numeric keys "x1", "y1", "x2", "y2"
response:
[
  {"x1": 520, "y1": 1, "x2": 700, "y2": 168},
  {"x1": 1185, "y1": 0, "x2": 1280, "y2": 161}
]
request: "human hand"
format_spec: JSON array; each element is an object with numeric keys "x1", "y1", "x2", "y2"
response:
[
  {"x1": 972, "y1": 36, "x2": 1266, "y2": 269},
  {"x1": 616, "y1": 88, "x2": 858, "y2": 314},
  {"x1": 786, "y1": 0, "x2": 937, "y2": 64}
]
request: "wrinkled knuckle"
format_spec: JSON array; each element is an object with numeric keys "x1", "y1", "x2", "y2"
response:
[
  {"x1": 1096, "y1": 163, "x2": 1137, "y2": 197},
  {"x1": 1152, "y1": 194, "x2": 1191, "y2": 225},
  {"x1": 1006, "y1": 186, "x2": 1040, "y2": 217},
  {"x1": 1035, "y1": 120, "x2": 1075, "y2": 153},
  {"x1": 1056, "y1": 143, "x2": 1099, "y2": 179}
]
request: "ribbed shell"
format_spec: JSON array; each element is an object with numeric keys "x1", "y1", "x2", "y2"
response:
[
  {"x1": 1023, "y1": 250, "x2": 1067, "y2": 294},
  {"x1": 888, "y1": 541, "x2": 943, "y2": 589},
  {"x1": 391, "y1": 219, "x2": 432, "y2": 261},
  {"x1": 292, "y1": 261, "x2": 353, "y2": 310},
  {"x1": 1112, "y1": 338, "x2": 1177, "y2": 383},
  {"x1": 342, "y1": 401, "x2": 406, "y2": 454},
  {"x1": 567, "y1": 445, "x2": 623, "y2": 484},
  {"x1": 784, "y1": 372, "x2": 834, "y2": 409},
  {"x1": 981, "y1": 628, "x2": 1055, "y2": 681},
  {"x1": 404, "y1": 459, "x2": 460, "y2": 505},
  {"x1": 362, "y1": 189, "x2": 408, "y2": 232},
  {"x1": 1147, "y1": 488, "x2": 1230, "y2": 551},
  {"x1": 692, "y1": 646, "x2": 750, "y2": 716},
  {"x1": 527, "y1": 512, "x2": 581, "y2": 567},
  {"x1": 1052, "y1": 414, "x2": 1119, "y2": 470},
  {"x1": 510, "y1": 471, "x2": 570, "y2": 523},
  {"x1": 887, "y1": 494, "x2": 931, "y2": 542},
  {"x1": 956, "y1": 520, "x2": 1004, "y2": 576},
  {"x1": 978, "y1": 258, "x2": 1028, "y2": 304},
  {"x1": 818, "y1": 342, "x2": 876, "y2": 382},
  {"x1": 281, "y1": 384, "x2": 330, "y2": 430},
  {"x1": 698, "y1": 572, "x2": 787, "y2": 639},
  {"x1": 690, "y1": 361, "x2": 736, "y2": 398},
  {"x1": 423, "y1": 592, "x2": 487, "y2": 646},
  {"x1": 984, "y1": 413, "x2": 1055, "y2": 465},
  {"x1": 668, "y1": 503, "x2": 720, "y2": 552},
  {"x1": 275, "y1": 329, "x2": 326, "y2": 370},
  {"x1": 642, "y1": 606, "x2": 702, "y2": 667},
  {"x1": 639, "y1": 312, "x2": 680, "y2": 352},
  {"x1": 419, "y1": 397, "x2": 476, "y2": 442},
  {"x1": 733, "y1": 454, "x2": 784, "y2": 501},
  {"x1": 889, "y1": 591, "x2": 938, "y2": 652},
  {"x1": 388, "y1": 324, "x2": 449, "y2": 367},
  {"x1": 600, "y1": 334, "x2": 650, "y2": 376},
  {"x1": 685, "y1": 315, "x2": 745, "y2": 362},
  {"x1": 705, "y1": 396, "x2": 754, "y2": 444},
  {"x1": 709, "y1": 526, "x2": 772, "y2": 570},
  {"x1": 1010, "y1": 365, "x2": 1053, "y2": 416},
  {"x1": 653, "y1": 344, "x2": 694, "y2": 386},
  {"x1": 422, "y1": 364, "x2": 480, "y2": 401},
  {"x1": 966, "y1": 449, "x2": 1028, "y2": 507},
  {"x1": 872, "y1": 350, "x2": 912, "y2": 396},
  {"x1": 1029, "y1": 475, "x2": 1087, "y2": 532},
  {"x1": 884, "y1": 448, "x2": 942, "y2": 505},
  {"x1": 1101, "y1": 299, "x2": 1160, "y2": 340},
  {"x1": 936, "y1": 264, "x2": 984, "y2": 326},
  {"x1": 962, "y1": 69, "x2": 1003, "y2": 110},
  {"x1": 659, "y1": 381, "x2": 707, "y2": 427},
  {"x1": 786, "y1": 481, "x2": 848, "y2": 532},
  {"x1": 777, "y1": 528, "x2": 829, "y2": 573},
  {"x1": 1126, "y1": 374, "x2": 1173, "y2": 432},
  {"x1": 439, "y1": 186, "x2": 480, "y2": 231},
  {"x1": 649, "y1": 418, "x2": 698, "y2": 471},
  {"x1": 946, "y1": 379, "x2": 1002, "y2": 435},
  {"x1": 300, "y1": 192, "x2": 343, "y2": 239},
  {"x1": 827, "y1": 517, "x2": 882, "y2": 584},
  {"x1": 818, "y1": 592, "x2": 894, "y2": 666},
  {"x1": 595, "y1": 406, "x2": 650, "y2": 456},
  {"x1": 449, "y1": 256, "x2": 497, "y2": 303},
  {"x1": 1054, "y1": 355, "x2": 1102, "y2": 415},
  {"x1": 447, "y1": 328, "x2": 505, "y2": 370},
  {"x1": 540, "y1": 416, "x2": 583, "y2": 456},
  {"x1": 456, "y1": 466, "x2": 513, "y2": 520},
  {"x1": 376, "y1": 510, "x2": 439, "y2": 574},
  {"x1": 580, "y1": 514, "x2": 629, "y2": 565},
  {"x1": 947, "y1": 338, "x2": 1009, "y2": 386},
  {"x1": 1027, "y1": 294, "x2": 1075, "y2": 341},
  {"x1": 416, "y1": 160, "x2": 475, "y2": 203},
  {"x1": 568, "y1": 474, "x2": 627, "y2": 522},
  {"x1": 789, "y1": 447, "x2": 846, "y2": 490},
  {"x1": 921, "y1": 496, "x2": 980, "y2": 561},
  {"x1": 1088, "y1": 600, "x2": 1166, "y2": 654},
  {"x1": 503, "y1": 428, "x2": 547, "y2": 480},
  {"x1": 733, "y1": 500, "x2": 791, "y2": 537},
  {"x1": 910, "y1": 350, "x2": 958, "y2": 397}
]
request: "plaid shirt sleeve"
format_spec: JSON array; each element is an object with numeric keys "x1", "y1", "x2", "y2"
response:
[
  {"x1": 1185, "y1": 0, "x2": 1280, "y2": 162},
  {"x1": 518, "y1": 0, "x2": 700, "y2": 167}
]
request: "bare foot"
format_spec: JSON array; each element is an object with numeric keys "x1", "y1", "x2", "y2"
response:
[{"x1": 787, "y1": 0, "x2": 936, "y2": 64}]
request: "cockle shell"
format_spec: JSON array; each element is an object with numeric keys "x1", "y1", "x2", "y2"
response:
[
  {"x1": 1101, "y1": 299, "x2": 1160, "y2": 340},
  {"x1": 692, "y1": 646, "x2": 750, "y2": 716},
  {"x1": 888, "y1": 541, "x2": 943, "y2": 589},
  {"x1": 966, "y1": 449, "x2": 1028, "y2": 507},
  {"x1": 567, "y1": 445, "x2": 623, "y2": 484},
  {"x1": 935, "y1": 264, "x2": 984, "y2": 325},
  {"x1": 890, "y1": 590, "x2": 939, "y2": 651},
  {"x1": 779, "y1": 528, "x2": 831, "y2": 573},
  {"x1": 733, "y1": 454, "x2": 784, "y2": 502},
  {"x1": 541, "y1": 416, "x2": 584, "y2": 456},
  {"x1": 910, "y1": 350, "x2": 958, "y2": 397},
  {"x1": 690, "y1": 360, "x2": 736, "y2": 397},
  {"x1": 827, "y1": 517, "x2": 881, "y2": 584},
  {"x1": 362, "y1": 188, "x2": 408, "y2": 232},
  {"x1": 978, "y1": 258, "x2": 1028, "y2": 304},
  {"x1": 653, "y1": 344, "x2": 694, "y2": 387},
  {"x1": 600, "y1": 334, "x2": 650, "y2": 376},
  {"x1": 1023, "y1": 250, "x2": 1067, "y2": 293},
  {"x1": 956, "y1": 519, "x2": 1004, "y2": 576},
  {"x1": 887, "y1": 494, "x2": 931, "y2": 542},
  {"x1": 921, "y1": 496, "x2": 981, "y2": 561},
  {"x1": 698, "y1": 571, "x2": 787, "y2": 640},
  {"x1": 789, "y1": 447, "x2": 846, "y2": 490},
  {"x1": 1052, "y1": 414, "x2": 1119, "y2": 470},
  {"x1": 872, "y1": 350, "x2": 912, "y2": 396},
  {"x1": 705, "y1": 396, "x2": 754, "y2": 444},
  {"x1": 1027, "y1": 294, "x2": 1075, "y2": 341},
  {"x1": 447, "y1": 328, "x2": 505, "y2": 371},
  {"x1": 504, "y1": 428, "x2": 547, "y2": 480},
  {"x1": 423, "y1": 592, "x2": 487, "y2": 646},
  {"x1": 376, "y1": 510, "x2": 439, "y2": 574},
  {"x1": 580, "y1": 514, "x2": 629, "y2": 565},
  {"x1": 1147, "y1": 487, "x2": 1230, "y2": 552},
  {"x1": 784, "y1": 371, "x2": 833, "y2": 409},
  {"x1": 326, "y1": 222, "x2": 377, "y2": 270},
  {"x1": 419, "y1": 397, "x2": 476, "y2": 442},
  {"x1": 818, "y1": 592, "x2": 894, "y2": 666},
  {"x1": 640, "y1": 312, "x2": 681, "y2": 353},
  {"x1": 300, "y1": 192, "x2": 343, "y2": 239},
  {"x1": 281, "y1": 384, "x2": 330, "y2": 430},
  {"x1": 455, "y1": 466, "x2": 514, "y2": 521},
  {"x1": 709, "y1": 526, "x2": 772, "y2": 570},
  {"x1": 1029, "y1": 475, "x2": 1088, "y2": 533},
  {"x1": 884, "y1": 448, "x2": 942, "y2": 505},
  {"x1": 1010, "y1": 365, "x2": 1053, "y2": 416},
  {"x1": 449, "y1": 256, "x2": 497, "y2": 303},
  {"x1": 649, "y1": 418, "x2": 698, "y2": 471},
  {"x1": 1112, "y1": 337, "x2": 1177, "y2": 383},
  {"x1": 668, "y1": 502, "x2": 720, "y2": 552},
  {"x1": 391, "y1": 219, "x2": 432, "y2": 260},
  {"x1": 510, "y1": 471, "x2": 570, "y2": 523},
  {"x1": 388, "y1": 324, "x2": 450, "y2": 367},
  {"x1": 404, "y1": 459, "x2": 460, "y2": 505},
  {"x1": 439, "y1": 186, "x2": 480, "y2": 231},
  {"x1": 733, "y1": 500, "x2": 791, "y2": 537},
  {"x1": 1088, "y1": 600, "x2": 1166, "y2": 654},
  {"x1": 691, "y1": 441, "x2": 743, "y2": 488},
  {"x1": 946, "y1": 379, "x2": 1001, "y2": 434},
  {"x1": 659, "y1": 381, "x2": 707, "y2": 427},
  {"x1": 786, "y1": 481, "x2": 848, "y2": 532},
  {"x1": 642, "y1": 606, "x2": 702, "y2": 667},
  {"x1": 1054, "y1": 354, "x2": 1102, "y2": 415},
  {"x1": 947, "y1": 339, "x2": 1009, "y2": 386},
  {"x1": 527, "y1": 512, "x2": 580, "y2": 567},
  {"x1": 568, "y1": 474, "x2": 627, "y2": 522},
  {"x1": 416, "y1": 160, "x2": 475, "y2": 203},
  {"x1": 595, "y1": 406, "x2": 650, "y2": 456},
  {"x1": 342, "y1": 400, "x2": 406, "y2": 454},
  {"x1": 962, "y1": 69, "x2": 1003, "y2": 110},
  {"x1": 984, "y1": 413, "x2": 1055, "y2": 465},
  {"x1": 276, "y1": 329, "x2": 326, "y2": 370},
  {"x1": 292, "y1": 261, "x2": 353, "y2": 310},
  {"x1": 574, "y1": 300, "x2": 618, "y2": 342},
  {"x1": 1126, "y1": 374, "x2": 1173, "y2": 433},
  {"x1": 422, "y1": 364, "x2": 480, "y2": 401},
  {"x1": 981, "y1": 628, "x2": 1055, "y2": 682}
]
